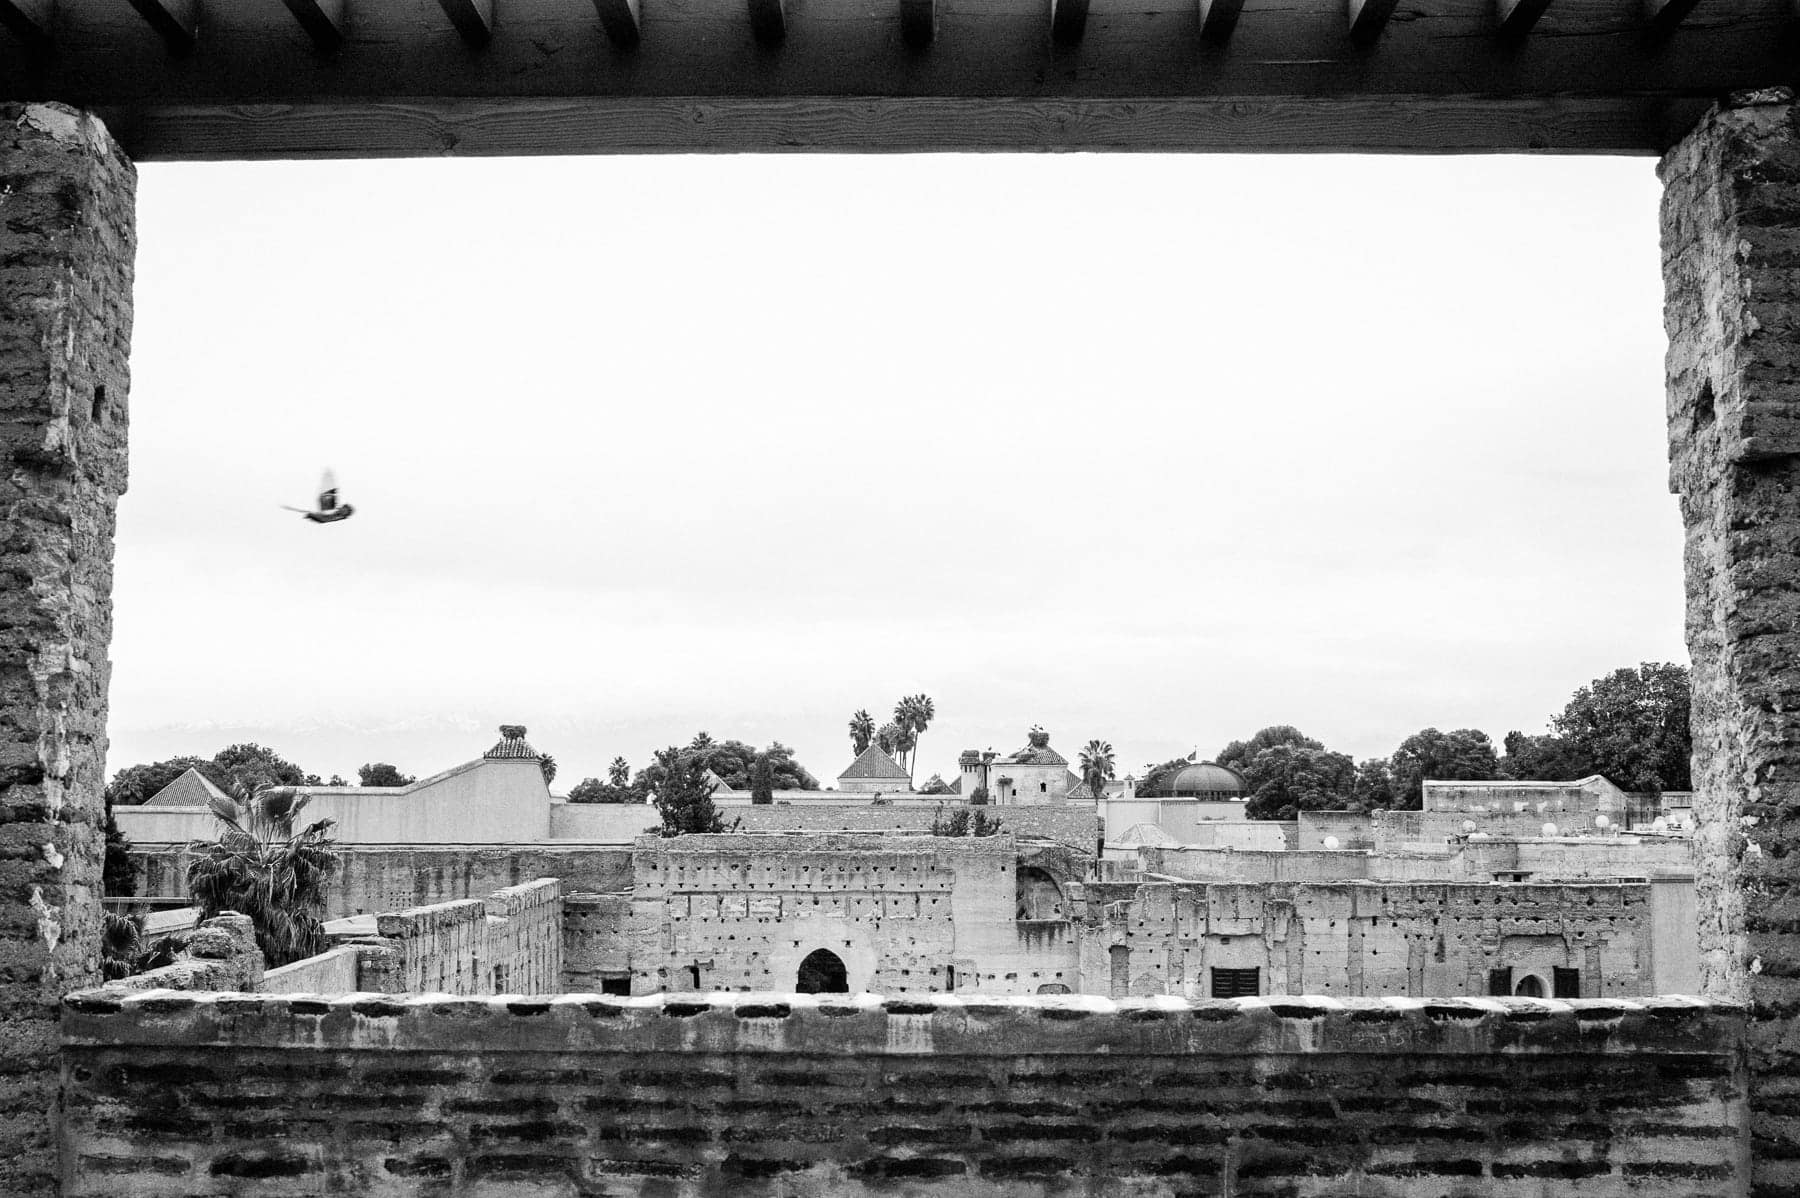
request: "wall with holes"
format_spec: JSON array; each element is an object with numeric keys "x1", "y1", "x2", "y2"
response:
[{"x1": 1076, "y1": 880, "x2": 1654, "y2": 1000}]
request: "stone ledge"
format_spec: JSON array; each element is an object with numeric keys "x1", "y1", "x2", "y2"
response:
[{"x1": 62, "y1": 990, "x2": 1741, "y2": 1058}]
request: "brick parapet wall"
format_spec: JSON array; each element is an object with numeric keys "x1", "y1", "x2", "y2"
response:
[
  {"x1": 483, "y1": 877, "x2": 561, "y2": 994},
  {"x1": 1661, "y1": 92, "x2": 1800, "y2": 1196},
  {"x1": 58, "y1": 990, "x2": 1747, "y2": 1196},
  {"x1": 377, "y1": 898, "x2": 489, "y2": 994},
  {"x1": 0, "y1": 102, "x2": 134, "y2": 1198}
]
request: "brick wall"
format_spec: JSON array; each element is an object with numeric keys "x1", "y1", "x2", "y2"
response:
[
  {"x1": 0, "y1": 102, "x2": 134, "y2": 1198},
  {"x1": 375, "y1": 879, "x2": 562, "y2": 995},
  {"x1": 731, "y1": 803, "x2": 1100, "y2": 852},
  {"x1": 58, "y1": 990, "x2": 1746, "y2": 1196},
  {"x1": 484, "y1": 878, "x2": 562, "y2": 994},
  {"x1": 1661, "y1": 92, "x2": 1800, "y2": 1196},
  {"x1": 563, "y1": 892, "x2": 632, "y2": 992}
]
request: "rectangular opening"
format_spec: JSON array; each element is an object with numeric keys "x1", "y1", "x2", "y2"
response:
[
  {"x1": 1553, "y1": 967, "x2": 1581, "y2": 999},
  {"x1": 1210, "y1": 967, "x2": 1260, "y2": 998}
]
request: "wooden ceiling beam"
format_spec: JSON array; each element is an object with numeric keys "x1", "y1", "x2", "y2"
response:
[
  {"x1": 126, "y1": 0, "x2": 197, "y2": 53},
  {"x1": 0, "y1": 0, "x2": 51, "y2": 48},
  {"x1": 1050, "y1": 0, "x2": 1088, "y2": 44},
  {"x1": 900, "y1": 0, "x2": 933, "y2": 47},
  {"x1": 1197, "y1": 0, "x2": 1245, "y2": 42},
  {"x1": 591, "y1": 0, "x2": 639, "y2": 47},
  {"x1": 1495, "y1": 0, "x2": 1553, "y2": 35},
  {"x1": 1644, "y1": 0, "x2": 1703, "y2": 32},
  {"x1": 747, "y1": 0, "x2": 783, "y2": 44},
  {"x1": 1347, "y1": 0, "x2": 1399, "y2": 43},
  {"x1": 279, "y1": 0, "x2": 344, "y2": 50},
  {"x1": 436, "y1": 0, "x2": 492, "y2": 46}
]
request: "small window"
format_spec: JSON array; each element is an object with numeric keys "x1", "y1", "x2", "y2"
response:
[
  {"x1": 1487, "y1": 967, "x2": 1512, "y2": 996},
  {"x1": 1553, "y1": 967, "x2": 1581, "y2": 998},
  {"x1": 600, "y1": 976, "x2": 630, "y2": 996},
  {"x1": 1210, "y1": 967, "x2": 1260, "y2": 998}
]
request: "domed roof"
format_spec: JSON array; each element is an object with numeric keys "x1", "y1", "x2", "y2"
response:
[{"x1": 1163, "y1": 761, "x2": 1247, "y2": 796}]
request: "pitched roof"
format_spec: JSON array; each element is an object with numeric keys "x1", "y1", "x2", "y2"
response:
[
  {"x1": 838, "y1": 745, "x2": 910, "y2": 781},
  {"x1": 1004, "y1": 742, "x2": 1068, "y2": 767},
  {"x1": 143, "y1": 767, "x2": 230, "y2": 808},
  {"x1": 484, "y1": 724, "x2": 541, "y2": 760},
  {"x1": 1112, "y1": 822, "x2": 1181, "y2": 848}
]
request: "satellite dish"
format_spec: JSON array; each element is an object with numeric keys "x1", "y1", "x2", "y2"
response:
[
  {"x1": 1323, "y1": 835, "x2": 1340, "y2": 850},
  {"x1": 1542, "y1": 822, "x2": 1559, "y2": 837}
]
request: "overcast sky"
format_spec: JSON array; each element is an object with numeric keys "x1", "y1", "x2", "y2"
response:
[{"x1": 109, "y1": 152, "x2": 1680, "y2": 791}]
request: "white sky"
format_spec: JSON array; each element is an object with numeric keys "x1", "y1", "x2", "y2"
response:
[{"x1": 110, "y1": 152, "x2": 1681, "y2": 790}]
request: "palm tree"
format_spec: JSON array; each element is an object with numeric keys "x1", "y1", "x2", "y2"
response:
[
  {"x1": 1080, "y1": 739, "x2": 1116, "y2": 798},
  {"x1": 850, "y1": 709, "x2": 875, "y2": 755},
  {"x1": 607, "y1": 756, "x2": 630, "y2": 787},
  {"x1": 895, "y1": 693, "x2": 936, "y2": 786},
  {"x1": 877, "y1": 721, "x2": 905, "y2": 759},
  {"x1": 186, "y1": 782, "x2": 340, "y2": 967}
]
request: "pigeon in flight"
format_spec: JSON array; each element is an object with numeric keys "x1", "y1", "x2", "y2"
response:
[{"x1": 283, "y1": 469, "x2": 355, "y2": 524}]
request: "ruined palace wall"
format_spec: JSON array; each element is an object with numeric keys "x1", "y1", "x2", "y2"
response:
[
  {"x1": 563, "y1": 893, "x2": 633, "y2": 992},
  {"x1": 730, "y1": 804, "x2": 1100, "y2": 851},
  {"x1": 1296, "y1": 810, "x2": 1374, "y2": 849},
  {"x1": 59, "y1": 991, "x2": 1747, "y2": 1197},
  {"x1": 1142, "y1": 846, "x2": 1374, "y2": 883},
  {"x1": 131, "y1": 844, "x2": 630, "y2": 920},
  {"x1": 373, "y1": 879, "x2": 561, "y2": 995},
  {"x1": 1078, "y1": 881, "x2": 1654, "y2": 1000},
  {"x1": 483, "y1": 878, "x2": 562, "y2": 994},
  {"x1": 627, "y1": 834, "x2": 984, "y2": 994}
]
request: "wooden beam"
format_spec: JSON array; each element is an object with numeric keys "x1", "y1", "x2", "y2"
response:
[
  {"x1": 1050, "y1": 0, "x2": 1087, "y2": 44},
  {"x1": 1347, "y1": 0, "x2": 1399, "y2": 43},
  {"x1": 126, "y1": 0, "x2": 198, "y2": 53},
  {"x1": 1495, "y1": 0, "x2": 1553, "y2": 35},
  {"x1": 746, "y1": 0, "x2": 782, "y2": 44},
  {"x1": 590, "y1": 0, "x2": 638, "y2": 47},
  {"x1": 436, "y1": 0, "x2": 492, "y2": 46},
  {"x1": 1643, "y1": 0, "x2": 1702, "y2": 33},
  {"x1": 1196, "y1": 0, "x2": 1244, "y2": 41},
  {"x1": 280, "y1": 0, "x2": 344, "y2": 49},
  {"x1": 900, "y1": 0, "x2": 932, "y2": 47},
  {"x1": 0, "y1": 0, "x2": 51, "y2": 47}
]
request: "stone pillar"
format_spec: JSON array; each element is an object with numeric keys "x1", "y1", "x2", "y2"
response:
[
  {"x1": 1662, "y1": 89, "x2": 1800, "y2": 1196},
  {"x1": 0, "y1": 104, "x2": 134, "y2": 1197}
]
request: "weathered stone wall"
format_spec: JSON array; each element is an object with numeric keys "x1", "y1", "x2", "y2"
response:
[
  {"x1": 563, "y1": 892, "x2": 632, "y2": 992},
  {"x1": 0, "y1": 102, "x2": 134, "y2": 1198},
  {"x1": 1077, "y1": 880, "x2": 1655, "y2": 1000},
  {"x1": 104, "y1": 913, "x2": 260, "y2": 994},
  {"x1": 58, "y1": 990, "x2": 1746, "y2": 1196},
  {"x1": 484, "y1": 877, "x2": 562, "y2": 994},
  {"x1": 132, "y1": 843, "x2": 631, "y2": 920},
  {"x1": 372, "y1": 878, "x2": 562, "y2": 995},
  {"x1": 1661, "y1": 91, "x2": 1800, "y2": 1196},
  {"x1": 730, "y1": 803, "x2": 1100, "y2": 852}
]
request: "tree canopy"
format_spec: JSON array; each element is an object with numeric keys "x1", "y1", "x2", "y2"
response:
[
  {"x1": 1079, "y1": 740, "x2": 1116, "y2": 797},
  {"x1": 1550, "y1": 662, "x2": 1691, "y2": 793},
  {"x1": 357, "y1": 762, "x2": 415, "y2": 788},
  {"x1": 650, "y1": 745, "x2": 729, "y2": 836},
  {"x1": 1389, "y1": 728, "x2": 1500, "y2": 809},
  {"x1": 108, "y1": 743, "x2": 320, "y2": 807},
  {"x1": 185, "y1": 784, "x2": 339, "y2": 966}
]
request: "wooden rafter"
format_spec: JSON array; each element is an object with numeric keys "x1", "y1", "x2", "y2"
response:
[
  {"x1": 126, "y1": 0, "x2": 197, "y2": 52},
  {"x1": 279, "y1": 0, "x2": 344, "y2": 49},
  {"x1": 591, "y1": 0, "x2": 639, "y2": 47},
  {"x1": 436, "y1": 0, "x2": 492, "y2": 46},
  {"x1": 0, "y1": 0, "x2": 51, "y2": 47}
]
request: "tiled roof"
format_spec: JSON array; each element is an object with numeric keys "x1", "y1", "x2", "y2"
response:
[
  {"x1": 484, "y1": 724, "x2": 541, "y2": 760},
  {"x1": 838, "y1": 745, "x2": 910, "y2": 781},
  {"x1": 1004, "y1": 744, "x2": 1068, "y2": 767},
  {"x1": 143, "y1": 767, "x2": 230, "y2": 808}
]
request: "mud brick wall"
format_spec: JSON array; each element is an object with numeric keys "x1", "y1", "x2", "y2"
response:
[
  {"x1": 377, "y1": 899, "x2": 491, "y2": 995},
  {"x1": 483, "y1": 878, "x2": 562, "y2": 994},
  {"x1": 731, "y1": 803, "x2": 1101, "y2": 852},
  {"x1": 59, "y1": 990, "x2": 1745, "y2": 1197},
  {"x1": 1662, "y1": 93, "x2": 1800, "y2": 1197},
  {"x1": 563, "y1": 892, "x2": 632, "y2": 991},
  {"x1": 133, "y1": 843, "x2": 632, "y2": 920},
  {"x1": 0, "y1": 103, "x2": 134, "y2": 1198}
]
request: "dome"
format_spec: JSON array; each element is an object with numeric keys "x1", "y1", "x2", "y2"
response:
[{"x1": 1160, "y1": 762, "x2": 1248, "y2": 797}]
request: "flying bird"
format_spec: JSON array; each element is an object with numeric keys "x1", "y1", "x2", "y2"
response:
[{"x1": 282, "y1": 469, "x2": 355, "y2": 524}]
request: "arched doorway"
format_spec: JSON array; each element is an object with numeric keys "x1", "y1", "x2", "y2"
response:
[
  {"x1": 796, "y1": 949, "x2": 849, "y2": 994},
  {"x1": 1016, "y1": 867, "x2": 1066, "y2": 921},
  {"x1": 1514, "y1": 974, "x2": 1545, "y2": 998}
]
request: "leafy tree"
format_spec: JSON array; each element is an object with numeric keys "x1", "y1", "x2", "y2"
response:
[
  {"x1": 664, "y1": 737, "x2": 818, "y2": 792},
  {"x1": 931, "y1": 804, "x2": 1004, "y2": 837},
  {"x1": 186, "y1": 783, "x2": 340, "y2": 967},
  {"x1": 1388, "y1": 728, "x2": 1500, "y2": 810},
  {"x1": 1351, "y1": 758, "x2": 1397, "y2": 811},
  {"x1": 103, "y1": 799, "x2": 137, "y2": 897},
  {"x1": 540, "y1": 754, "x2": 558, "y2": 785},
  {"x1": 1498, "y1": 731, "x2": 1595, "y2": 783},
  {"x1": 212, "y1": 743, "x2": 320, "y2": 790},
  {"x1": 1079, "y1": 740, "x2": 1115, "y2": 797},
  {"x1": 751, "y1": 753, "x2": 774, "y2": 805},
  {"x1": 918, "y1": 773, "x2": 954, "y2": 795},
  {"x1": 1550, "y1": 662, "x2": 1691, "y2": 793},
  {"x1": 849, "y1": 709, "x2": 875, "y2": 756},
  {"x1": 1218, "y1": 726, "x2": 1323, "y2": 772},
  {"x1": 690, "y1": 731, "x2": 716, "y2": 753},
  {"x1": 608, "y1": 756, "x2": 631, "y2": 788},
  {"x1": 1138, "y1": 757, "x2": 1195, "y2": 797},
  {"x1": 1241, "y1": 744, "x2": 1357, "y2": 821},
  {"x1": 357, "y1": 762, "x2": 415, "y2": 787},
  {"x1": 568, "y1": 775, "x2": 647, "y2": 804},
  {"x1": 650, "y1": 746, "x2": 729, "y2": 837},
  {"x1": 326, "y1": 774, "x2": 348, "y2": 787},
  {"x1": 969, "y1": 785, "x2": 991, "y2": 806},
  {"x1": 106, "y1": 755, "x2": 220, "y2": 807}
]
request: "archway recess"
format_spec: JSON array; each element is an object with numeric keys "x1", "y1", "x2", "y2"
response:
[{"x1": 796, "y1": 949, "x2": 849, "y2": 994}]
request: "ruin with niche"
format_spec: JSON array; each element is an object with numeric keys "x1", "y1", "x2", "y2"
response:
[{"x1": 2, "y1": 0, "x2": 1797, "y2": 1193}]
